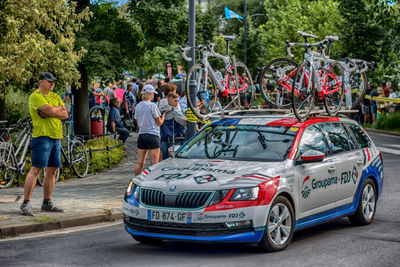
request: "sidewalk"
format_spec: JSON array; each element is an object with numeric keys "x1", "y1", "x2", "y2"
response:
[{"x1": 0, "y1": 133, "x2": 145, "y2": 238}]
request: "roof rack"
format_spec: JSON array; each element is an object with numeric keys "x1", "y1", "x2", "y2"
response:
[{"x1": 200, "y1": 107, "x2": 358, "y2": 121}]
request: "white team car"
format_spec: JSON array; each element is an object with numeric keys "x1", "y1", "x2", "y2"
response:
[{"x1": 123, "y1": 115, "x2": 384, "y2": 252}]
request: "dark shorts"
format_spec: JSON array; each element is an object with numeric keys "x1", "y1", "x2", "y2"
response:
[
  {"x1": 31, "y1": 137, "x2": 61, "y2": 167},
  {"x1": 137, "y1": 134, "x2": 160, "y2": 150},
  {"x1": 361, "y1": 104, "x2": 370, "y2": 115},
  {"x1": 371, "y1": 104, "x2": 377, "y2": 114}
]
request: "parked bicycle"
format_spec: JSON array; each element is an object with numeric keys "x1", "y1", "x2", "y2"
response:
[
  {"x1": 0, "y1": 118, "x2": 32, "y2": 189},
  {"x1": 180, "y1": 35, "x2": 254, "y2": 119},
  {"x1": 37, "y1": 120, "x2": 89, "y2": 186},
  {"x1": 287, "y1": 31, "x2": 345, "y2": 121}
]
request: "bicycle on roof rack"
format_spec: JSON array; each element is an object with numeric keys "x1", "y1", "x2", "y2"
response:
[
  {"x1": 287, "y1": 31, "x2": 345, "y2": 121},
  {"x1": 180, "y1": 35, "x2": 255, "y2": 119}
]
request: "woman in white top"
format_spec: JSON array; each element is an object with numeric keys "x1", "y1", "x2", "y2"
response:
[{"x1": 134, "y1": 84, "x2": 165, "y2": 176}]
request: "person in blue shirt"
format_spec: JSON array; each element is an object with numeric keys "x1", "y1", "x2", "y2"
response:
[{"x1": 108, "y1": 98, "x2": 130, "y2": 143}]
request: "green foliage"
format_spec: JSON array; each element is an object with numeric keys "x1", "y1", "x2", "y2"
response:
[
  {"x1": 86, "y1": 136, "x2": 125, "y2": 173},
  {"x1": 4, "y1": 89, "x2": 30, "y2": 124},
  {"x1": 374, "y1": 111, "x2": 400, "y2": 131},
  {"x1": 77, "y1": 2, "x2": 144, "y2": 83}
]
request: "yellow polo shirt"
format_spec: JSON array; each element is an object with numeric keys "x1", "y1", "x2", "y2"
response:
[{"x1": 29, "y1": 90, "x2": 64, "y2": 139}]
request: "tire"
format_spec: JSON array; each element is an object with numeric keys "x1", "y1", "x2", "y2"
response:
[
  {"x1": 234, "y1": 61, "x2": 255, "y2": 110},
  {"x1": 186, "y1": 63, "x2": 219, "y2": 119},
  {"x1": 291, "y1": 62, "x2": 315, "y2": 121},
  {"x1": 0, "y1": 143, "x2": 16, "y2": 189},
  {"x1": 70, "y1": 139, "x2": 89, "y2": 178},
  {"x1": 323, "y1": 61, "x2": 345, "y2": 116},
  {"x1": 257, "y1": 196, "x2": 295, "y2": 252},
  {"x1": 259, "y1": 58, "x2": 298, "y2": 108},
  {"x1": 37, "y1": 167, "x2": 60, "y2": 186},
  {"x1": 337, "y1": 59, "x2": 368, "y2": 109},
  {"x1": 131, "y1": 235, "x2": 163, "y2": 245},
  {"x1": 349, "y1": 178, "x2": 377, "y2": 226}
]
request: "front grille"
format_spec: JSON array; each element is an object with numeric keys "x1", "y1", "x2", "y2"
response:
[
  {"x1": 124, "y1": 217, "x2": 253, "y2": 236},
  {"x1": 141, "y1": 189, "x2": 212, "y2": 209}
]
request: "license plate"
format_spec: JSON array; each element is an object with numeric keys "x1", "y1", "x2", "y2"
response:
[{"x1": 148, "y1": 210, "x2": 191, "y2": 223}]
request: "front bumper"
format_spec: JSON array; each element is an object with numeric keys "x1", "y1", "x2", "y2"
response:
[{"x1": 122, "y1": 201, "x2": 267, "y2": 243}]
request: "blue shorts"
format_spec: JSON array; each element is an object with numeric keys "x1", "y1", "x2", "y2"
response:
[
  {"x1": 371, "y1": 104, "x2": 377, "y2": 114},
  {"x1": 31, "y1": 137, "x2": 61, "y2": 168}
]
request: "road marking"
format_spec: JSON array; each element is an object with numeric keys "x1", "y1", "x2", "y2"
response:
[
  {"x1": 383, "y1": 144, "x2": 400, "y2": 149},
  {"x1": 377, "y1": 146, "x2": 400, "y2": 155}
]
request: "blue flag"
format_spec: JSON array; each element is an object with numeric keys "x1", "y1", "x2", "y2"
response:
[{"x1": 225, "y1": 7, "x2": 244, "y2": 20}]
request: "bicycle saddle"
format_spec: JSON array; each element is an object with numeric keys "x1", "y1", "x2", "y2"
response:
[
  {"x1": 222, "y1": 35, "x2": 236, "y2": 42},
  {"x1": 325, "y1": 35, "x2": 339, "y2": 41},
  {"x1": 297, "y1": 31, "x2": 317, "y2": 39}
]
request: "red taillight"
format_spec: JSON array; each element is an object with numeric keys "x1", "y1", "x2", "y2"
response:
[{"x1": 379, "y1": 152, "x2": 383, "y2": 163}]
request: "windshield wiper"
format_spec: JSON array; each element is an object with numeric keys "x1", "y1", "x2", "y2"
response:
[{"x1": 258, "y1": 133, "x2": 267, "y2": 149}]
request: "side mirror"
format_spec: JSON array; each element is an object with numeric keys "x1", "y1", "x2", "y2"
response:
[{"x1": 298, "y1": 150, "x2": 325, "y2": 164}]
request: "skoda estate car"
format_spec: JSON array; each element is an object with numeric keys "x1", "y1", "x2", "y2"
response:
[{"x1": 123, "y1": 115, "x2": 383, "y2": 252}]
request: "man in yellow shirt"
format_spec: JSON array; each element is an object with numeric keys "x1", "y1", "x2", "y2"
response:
[{"x1": 20, "y1": 72, "x2": 69, "y2": 216}]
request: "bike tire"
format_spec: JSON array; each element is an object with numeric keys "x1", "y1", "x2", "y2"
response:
[
  {"x1": 291, "y1": 62, "x2": 316, "y2": 122},
  {"x1": 324, "y1": 61, "x2": 345, "y2": 116},
  {"x1": 70, "y1": 139, "x2": 89, "y2": 178},
  {"x1": 234, "y1": 61, "x2": 255, "y2": 110},
  {"x1": 0, "y1": 143, "x2": 16, "y2": 189},
  {"x1": 37, "y1": 167, "x2": 60, "y2": 186},
  {"x1": 186, "y1": 63, "x2": 219, "y2": 119},
  {"x1": 259, "y1": 58, "x2": 298, "y2": 108}
]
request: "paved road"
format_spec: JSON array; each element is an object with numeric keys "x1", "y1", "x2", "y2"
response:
[{"x1": 0, "y1": 132, "x2": 399, "y2": 266}]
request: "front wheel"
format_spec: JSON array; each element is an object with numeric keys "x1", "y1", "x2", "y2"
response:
[
  {"x1": 0, "y1": 143, "x2": 16, "y2": 189},
  {"x1": 257, "y1": 196, "x2": 294, "y2": 252},
  {"x1": 37, "y1": 167, "x2": 60, "y2": 186},
  {"x1": 70, "y1": 139, "x2": 89, "y2": 178},
  {"x1": 233, "y1": 61, "x2": 255, "y2": 110},
  {"x1": 349, "y1": 178, "x2": 377, "y2": 225},
  {"x1": 292, "y1": 62, "x2": 315, "y2": 122},
  {"x1": 323, "y1": 61, "x2": 345, "y2": 116}
]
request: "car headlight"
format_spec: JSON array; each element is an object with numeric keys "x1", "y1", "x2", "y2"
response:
[
  {"x1": 125, "y1": 181, "x2": 140, "y2": 201},
  {"x1": 208, "y1": 189, "x2": 231, "y2": 206},
  {"x1": 229, "y1": 187, "x2": 259, "y2": 201}
]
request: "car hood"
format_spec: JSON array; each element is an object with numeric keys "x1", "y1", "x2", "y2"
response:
[{"x1": 133, "y1": 158, "x2": 285, "y2": 192}]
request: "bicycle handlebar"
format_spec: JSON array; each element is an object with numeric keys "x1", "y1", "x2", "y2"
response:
[{"x1": 179, "y1": 46, "x2": 192, "y2": 62}]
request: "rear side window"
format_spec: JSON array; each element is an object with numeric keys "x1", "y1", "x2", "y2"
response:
[
  {"x1": 347, "y1": 123, "x2": 371, "y2": 148},
  {"x1": 320, "y1": 123, "x2": 351, "y2": 154}
]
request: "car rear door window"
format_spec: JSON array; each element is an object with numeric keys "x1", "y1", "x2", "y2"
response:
[
  {"x1": 347, "y1": 123, "x2": 371, "y2": 148},
  {"x1": 320, "y1": 123, "x2": 351, "y2": 155},
  {"x1": 298, "y1": 125, "x2": 329, "y2": 156}
]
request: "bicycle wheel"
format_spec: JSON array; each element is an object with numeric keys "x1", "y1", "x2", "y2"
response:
[
  {"x1": 0, "y1": 143, "x2": 16, "y2": 189},
  {"x1": 350, "y1": 71, "x2": 367, "y2": 109},
  {"x1": 259, "y1": 58, "x2": 298, "y2": 108},
  {"x1": 234, "y1": 61, "x2": 255, "y2": 110},
  {"x1": 323, "y1": 61, "x2": 345, "y2": 116},
  {"x1": 186, "y1": 63, "x2": 220, "y2": 118},
  {"x1": 291, "y1": 62, "x2": 315, "y2": 122},
  {"x1": 37, "y1": 167, "x2": 60, "y2": 186},
  {"x1": 70, "y1": 139, "x2": 89, "y2": 178}
]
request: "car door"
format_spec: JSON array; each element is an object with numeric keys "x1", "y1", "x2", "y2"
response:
[
  {"x1": 319, "y1": 122, "x2": 363, "y2": 207},
  {"x1": 294, "y1": 124, "x2": 337, "y2": 219}
]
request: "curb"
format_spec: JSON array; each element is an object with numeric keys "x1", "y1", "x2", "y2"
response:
[
  {"x1": 0, "y1": 212, "x2": 123, "y2": 238},
  {"x1": 365, "y1": 128, "x2": 400, "y2": 137}
]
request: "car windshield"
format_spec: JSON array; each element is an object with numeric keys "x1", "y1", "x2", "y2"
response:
[{"x1": 176, "y1": 124, "x2": 298, "y2": 161}]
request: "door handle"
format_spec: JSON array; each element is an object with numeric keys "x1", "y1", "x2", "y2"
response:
[
  {"x1": 328, "y1": 166, "x2": 336, "y2": 173},
  {"x1": 357, "y1": 160, "x2": 363, "y2": 166}
]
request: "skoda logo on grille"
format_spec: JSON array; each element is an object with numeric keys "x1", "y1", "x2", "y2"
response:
[{"x1": 169, "y1": 185, "x2": 177, "y2": 192}]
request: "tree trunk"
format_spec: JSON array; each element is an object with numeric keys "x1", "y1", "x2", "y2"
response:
[{"x1": 71, "y1": 63, "x2": 89, "y2": 136}]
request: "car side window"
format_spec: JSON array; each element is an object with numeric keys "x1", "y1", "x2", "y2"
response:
[
  {"x1": 347, "y1": 123, "x2": 371, "y2": 148},
  {"x1": 298, "y1": 125, "x2": 329, "y2": 156},
  {"x1": 320, "y1": 123, "x2": 351, "y2": 154},
  {"x1": 342, "y1": 123, "x2": 357, "y2": 150}
]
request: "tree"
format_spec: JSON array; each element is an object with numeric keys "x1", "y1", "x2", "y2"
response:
[
  {"x1": 0, "y1": 0, "x2": 89, "y2": 120},
  {"x1": 71, "y1": 0, "x2": 143, "y2": 135}
]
